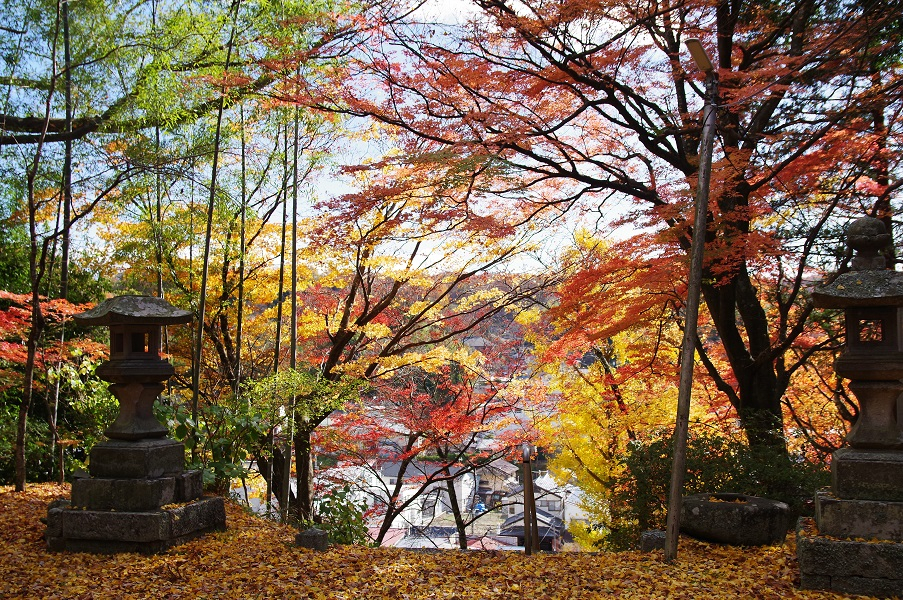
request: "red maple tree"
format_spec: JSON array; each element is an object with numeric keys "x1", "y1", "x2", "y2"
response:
[{"x1": 281, "y1": 0, "x2": 903, "y2": 452}]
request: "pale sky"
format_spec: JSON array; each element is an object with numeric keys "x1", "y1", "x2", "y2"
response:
[{"x1": 413, "y1": 0, "x2": 479, "y2": 24}]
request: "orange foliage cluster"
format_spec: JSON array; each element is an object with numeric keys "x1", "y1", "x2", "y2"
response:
[
  {"x1": 0, "y1": 291, "x2": 94, "y2": 325},
  {"x1": 0, "y1": 292, "x2": 106, "y2": 393},
  {"x1": 0, "y1": 484, "x2": 865, "y2": 599}
]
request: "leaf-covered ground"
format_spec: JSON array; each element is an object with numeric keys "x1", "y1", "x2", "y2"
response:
[{"x1": 0, "y1": 484, "x2": 872, "y2": 599}]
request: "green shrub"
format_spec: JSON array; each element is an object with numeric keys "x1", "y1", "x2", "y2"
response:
[
  {"x1": 0, "y1": 352, "x2": 116, "y2": 484},
  {"x1": 604, "y1": 430, "x2": 829, "y2": 550},
  {"x1": 304, "y1": 485, "x2": 370, "y2": 546},
  {"x1": 49, "y1": 354, "x2": 118, "y2": 476},
  {"x1": 156, "y1": 397, "x2": 270, "y2": 494},
  {"x1": 0, "y1": 406, "x2": 52, "y2": 484}
]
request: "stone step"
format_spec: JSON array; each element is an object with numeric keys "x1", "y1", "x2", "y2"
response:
[
  {"x1": 815, "y1": 490, "x2": 903, "y2": 542},
  {"x1": 88, "y1": 438, "x2": 185, "y2": 479},
  {"x1": 46, "y1": 496, "x2": 225, "y2": 555},
  {"x1": 797, "y1": 517, "x2": 903, "y2": 598}
]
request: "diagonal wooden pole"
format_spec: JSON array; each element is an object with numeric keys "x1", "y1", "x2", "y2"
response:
[
  {"x1": 664, "y1": 39, "x2": 717, "y2": 562},
  {"x1": 522, "y1": 443, "x2": 534, "y2": 555}
]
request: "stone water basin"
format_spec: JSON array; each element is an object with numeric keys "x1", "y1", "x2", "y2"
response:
[{"x1": 680, "y1": 492, "x2": 791, "y2": 546}]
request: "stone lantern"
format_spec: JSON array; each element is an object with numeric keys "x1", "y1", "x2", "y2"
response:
[
  {"x1": 46, "y1": 295, "x2": 225, "y2": 554},
  {"x1": 86, "y1": 295, "x2": 190, "y2": 440},
  {"x1": 798, "y1": 218, "x2": 903, "y2": 597},
  {"x1": 815, "y1": 219, "x2": 903, "y2": 452}
]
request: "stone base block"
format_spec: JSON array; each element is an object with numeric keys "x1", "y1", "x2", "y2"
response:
[
  {"x1": 832, "y1": 448, "x2": 903, "y2": 501},
  {"x1": 815, "y1": 490, "x2": 903, "y2": 541},
  {"x1": 89, "y1": 438, "x2": 185, "y2": 479},
  {"x1": 71, "y1": 470, "x2": 203, "y2": 512},
  {"x1": 46, "y1": 496, "x2": 226, "y2": 554},
  {"x1": 797, "y1": 517, "x2": 903, "y2": 598},
  {"x1": 296, "y1": 527, "x2": 328, "y2": 550},
  {"x1": 72, "y1": 476, "x2": 177, "y2": 511},
  {"x1": 177, "y1": 469, "x2": 204, "y2": 502},
  {"x1": 639, "y1": 530, "x2": 666, "y2": 552}
]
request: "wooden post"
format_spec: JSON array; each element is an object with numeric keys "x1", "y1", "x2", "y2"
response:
[
  {"x1": 529, "y1": 487, "x2": 540, "y2": 552},
  {"x1": 522, "y1": 443, "x2": 534, "y2": 554},
  {"x1": 665, "y1": 39, "x2": 717, "y2": 562}
]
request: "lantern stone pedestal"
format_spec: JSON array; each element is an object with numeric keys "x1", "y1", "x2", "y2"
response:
[
  {"x1": 45, "y1": 296, "x2": 225, "y2": 554},
  {"x1": 798, "y1": 218, "x2": 903, "y2": 597}
]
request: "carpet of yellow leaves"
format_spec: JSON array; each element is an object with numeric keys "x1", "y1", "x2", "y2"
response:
[{"x1": 0, "y1": 484, "x2": 872, "y2": 599}]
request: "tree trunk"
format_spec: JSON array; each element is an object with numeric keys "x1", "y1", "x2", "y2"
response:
[
  {"x1": 267, "y1": 123, "x2": 289, "y2": 515},
  {"x1": 374, "y1": 456, "x2": 414, "y2": 545},
  {"x1": 256, "y1": 435, "x2": 292, "y2": 516},
  {"x1": 235, "y1": 102, "x2": 247, "y2": 397},
  {"x1": 15, "y1": 0, "x2": 61, "y2": 491},
  {"x1": 444, "y1": 474, "x2": 468, "y2": 549},
  {"x1": 15, "y1": 309, "x2": 43, "y2": 490},
  {"x1": 273, "y1": 122, "x2": 289, "y2": 374},
  {"x1": 287, "y1": 89, "x2": 302, "y2": 523},
  {"x1": 190, "y1": 0, "x2": 240, "y2": 450},
  {"x1": 60, "y1": 0, "x2": 72, "y2": 299},
  {"x1": 701, "y1": 275, "x2": 787, "y2": 452},
  {"x1": 293, "y1": 425, "x2": 314, "y2": 521},
  {"x1": 435, "y1": 444, "x2": 469, "y2": 549},
  {"x1": 279, "y1": 439, "x2": 292, "y2": 520}
]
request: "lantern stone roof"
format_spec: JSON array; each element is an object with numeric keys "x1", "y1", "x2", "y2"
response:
[
  {"x1": 74, "y1": 295, "x2": 193, "y2": 326},
  {"x1": 813, "y1": 271, "x2": 903, "y2": 308}
]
